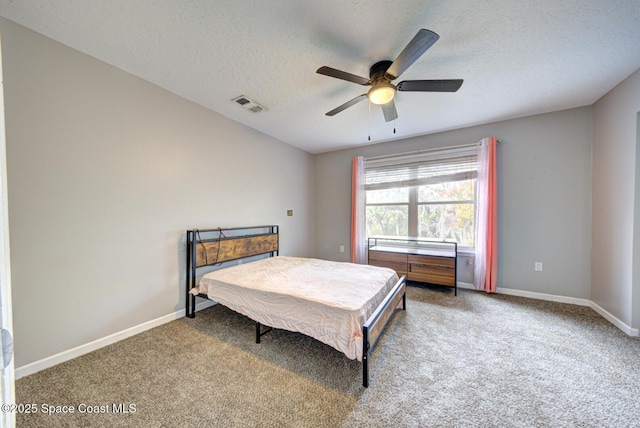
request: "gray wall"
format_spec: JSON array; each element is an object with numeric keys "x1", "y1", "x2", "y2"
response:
[
  {"x1": 315, "y1": 107, "x2": 593, "y2": 298},
  {"x1": 592, "y1": 67, "x2": 640, "y2": 329},
  {"x1": 635, "y1": 113, "x2": 640, "y2": 331},
  {"x1": 636, "y1": 112, "x2": 640, "y2": 330},
  {"x1": 1, "y1": 19, "x2": 315, "y2": 367}
]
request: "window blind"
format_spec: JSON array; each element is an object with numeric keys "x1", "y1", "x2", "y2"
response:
[{"x1": 365, "y1": 146, "x2": 478, "y2": 191}]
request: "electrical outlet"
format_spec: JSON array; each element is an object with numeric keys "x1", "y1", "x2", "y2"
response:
[
  {"x1": 339, "y1": 245, "x2": 345, "y2": 253},
  {"x1": 535, "y1": 262, "x2": 543, "y2": 272},
  {"x1": 286, "y1": 209, "x2": 293, "y2": 216}
]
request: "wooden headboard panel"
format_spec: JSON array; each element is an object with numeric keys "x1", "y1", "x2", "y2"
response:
[
  {"x1": 194, "y1": 233, "x2": 278, "y2": 267},
  {"x1": 185, "y1": 225, "x2": 278, "y2": 318},
  {"x1": 187, "y1": 226, "x2": 279, "y2": 268}
]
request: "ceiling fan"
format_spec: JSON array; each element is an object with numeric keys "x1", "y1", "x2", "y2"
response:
[{"x1": 316, "y1": 29, "x2": 463, "y2": 122}]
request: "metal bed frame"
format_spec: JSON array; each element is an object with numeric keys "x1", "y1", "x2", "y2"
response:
[{"x1": 185, "y1": 225, "x2": 406, "y2": 387}]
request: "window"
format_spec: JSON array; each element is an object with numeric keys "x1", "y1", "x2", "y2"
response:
[{"x1": 365, "y1": 146, "x2": 477, "y2": 250}]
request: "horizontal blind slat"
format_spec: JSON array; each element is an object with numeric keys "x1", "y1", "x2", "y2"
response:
[{"x1": 365, "y1": 148, "x2": 478, "y2": 189}]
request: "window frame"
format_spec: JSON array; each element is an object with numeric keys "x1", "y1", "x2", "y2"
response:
[{"x1": 364, "y1": 146, "x2": 478, "y2": 253}]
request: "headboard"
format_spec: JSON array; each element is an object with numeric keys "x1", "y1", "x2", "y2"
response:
[{"x1": 185, "y1": 225, "x2": 279, "y2": 317}]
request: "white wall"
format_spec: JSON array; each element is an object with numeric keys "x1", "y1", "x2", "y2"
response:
[
  {"x1": 315, "y1": 107, "x2": 593, "y2": 299},
  {"x1": 592, "y1": 67, "x2": 640, "y2": 329},
  {"x1": 1, "y1": 19, "x2": 315, "y2": 368}
]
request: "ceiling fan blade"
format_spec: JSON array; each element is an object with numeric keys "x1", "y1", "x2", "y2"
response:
[
  {"x1": 385, "y1": 29, "x2": 440, "y2": 80},
  {"x1": 381, "y1": 99, "x2": 398, "y2": 122},
  {"x1": 397, "y1": 79, "x2": 463, "y2": 92},
  {"x1": 325, "y1": 94, "x2": 368, "y2": 116},
  {"x1": 316, "y1": 66, "x2": 371, "y2": 86}
]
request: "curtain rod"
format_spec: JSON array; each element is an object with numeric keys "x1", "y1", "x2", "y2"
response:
[{"x1": 365, "y1": 138, "x2": 502, "y2": 161}]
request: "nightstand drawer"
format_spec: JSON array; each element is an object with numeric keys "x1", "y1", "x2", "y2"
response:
[
  {"x1": 408, "y1": 255, "x2": 455, "y2": 286},
  {"x1": 368, "y1": 250, "x2": 408, "y2": 277}
]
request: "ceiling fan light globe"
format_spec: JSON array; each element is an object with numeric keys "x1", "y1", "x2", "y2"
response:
[{"x1": 368, "y1": 84, "x2": 396, "y2": 105}]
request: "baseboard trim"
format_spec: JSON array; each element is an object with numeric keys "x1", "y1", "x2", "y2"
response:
[
  {"x1": 15, "y1": 300, "x2": 216, "y2": 379},
  {"x1": 496, "y1": 286, "x2": 592, "y2": 307},
  {"x1": 457, "y1": 281, "x2": 474, "y2": 290},
  {"x1": 589, "y1": 300, "x2": 640, "y2": 337},
  {"x1": 457, "y1": 281, "x2": 638, "y2": 336}
]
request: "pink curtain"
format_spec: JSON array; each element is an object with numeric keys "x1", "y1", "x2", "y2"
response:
[
  {"x1": 474, "y1": 137, "x2": 498, "y2": 292},
  {"x1": 351, "y1": 156, "x2": 366, "y2": 264}
]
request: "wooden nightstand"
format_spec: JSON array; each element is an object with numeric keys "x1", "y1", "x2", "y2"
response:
[{"x1": 368, "y1": 236, "x2": 457, "y2": 295}]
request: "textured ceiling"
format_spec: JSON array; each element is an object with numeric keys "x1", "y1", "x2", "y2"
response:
[{"x1": 1, "y1": 0, "x2": 640, "y2": 153}]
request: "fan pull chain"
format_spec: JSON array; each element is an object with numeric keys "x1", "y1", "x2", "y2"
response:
[
  {"x1": 368, "y1": 101, "x2": 371, "y2": 141},
  {"x1": 394, "y1": 118, "x2": 396, "y2": 134}
]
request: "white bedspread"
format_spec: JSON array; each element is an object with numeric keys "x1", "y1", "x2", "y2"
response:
[{"x1": 194, "y1": 256, "x2": 399, "y2": 361}]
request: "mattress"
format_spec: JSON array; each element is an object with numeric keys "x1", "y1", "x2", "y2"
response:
[{"x1": 193, "y1": 256, "x2": 399, "y2": 361}]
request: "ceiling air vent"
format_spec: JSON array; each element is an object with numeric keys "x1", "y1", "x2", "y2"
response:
[{"x1": 232, "y1": 96, "x2": 266, "y2": 113}]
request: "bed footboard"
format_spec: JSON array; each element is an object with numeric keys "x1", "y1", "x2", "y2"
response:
[{"x1": 362, "y1": 275, "x2": 406, "y2": 387}]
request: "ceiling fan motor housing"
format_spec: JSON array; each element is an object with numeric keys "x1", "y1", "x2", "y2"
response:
[{"x1": 370, "y1": 60, "x2": 394, "y2": 80}]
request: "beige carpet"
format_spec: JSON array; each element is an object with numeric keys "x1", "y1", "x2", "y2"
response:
[{"x1": 15, "y1": 285, "x2": 640, "y2": 427}]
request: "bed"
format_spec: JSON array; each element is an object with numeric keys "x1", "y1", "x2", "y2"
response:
[{"x1": 185, "y1": 225, "x2": 406, "y2": 387}]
